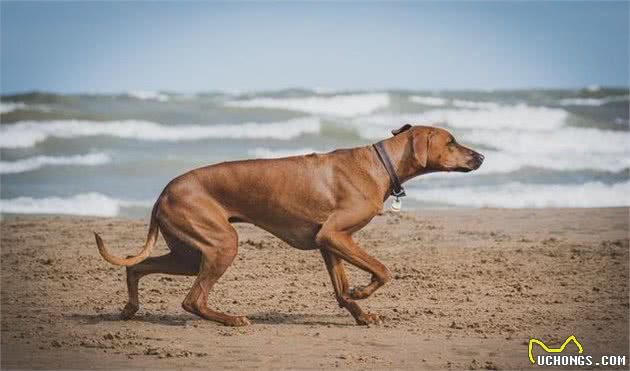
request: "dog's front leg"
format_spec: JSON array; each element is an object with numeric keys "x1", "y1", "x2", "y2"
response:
[
  {"x1": 320, "y1": 250, "x2": 381, "y2": 325},
  {"x1": 316, "y1": 228, "x2": 391, "y2": 293}
]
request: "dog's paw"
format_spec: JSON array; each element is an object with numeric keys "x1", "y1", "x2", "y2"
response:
[
  {"x1": 120, "y1": 302, "x2": 139, "y2": 320},
  {"x1": 225, "y1": 316, "x2": 251, "y2": 327},
  {"x1": 355, "y1": 313, "x2": 382, "y2": 326},
  {"x1": 348, "y1": 286, "x2": 370, "y2": 300}
]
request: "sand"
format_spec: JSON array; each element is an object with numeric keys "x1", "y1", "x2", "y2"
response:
[{"x1": 1, "y1": 208, "x2": 628, "y2": 370}]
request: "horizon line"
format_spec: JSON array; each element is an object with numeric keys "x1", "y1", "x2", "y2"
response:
[{"x1": 2, "y1": 85, "x2": 629, "y2": 97}]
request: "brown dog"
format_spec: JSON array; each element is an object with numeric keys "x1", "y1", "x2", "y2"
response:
[{"x1": 95, "y1": 124, "x2": 484, "y2": 326}]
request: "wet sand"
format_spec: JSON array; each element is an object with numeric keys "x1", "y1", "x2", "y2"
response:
[{"x1": 1, "y1": 208, "x2": 628, "y2": 369}]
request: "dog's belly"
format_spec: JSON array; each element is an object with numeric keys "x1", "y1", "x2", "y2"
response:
[
  {"x1": 228, "y1": 205, "x2": 324, "y2": 250},
  {"x1": 234, "y1": 216, "x2": 321, "y2": 251},
  {"x1": 259, "y1": 223, "x2": 321, "y2": 250}
]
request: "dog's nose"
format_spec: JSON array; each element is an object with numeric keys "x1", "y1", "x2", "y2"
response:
[{"x1": 473, "y1": 152, "x2": 484, "y2": 163}]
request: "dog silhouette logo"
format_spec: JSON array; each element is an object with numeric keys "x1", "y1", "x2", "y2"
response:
[{"x1": 528, "y1": 335, "x2": 584, "y2": 364}]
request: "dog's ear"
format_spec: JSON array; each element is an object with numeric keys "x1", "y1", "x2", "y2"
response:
[
  {"x1": 391, "y1": 124, "x2": 412, "y2": 136},
  {"x1": 411, "y1": 129, "x2": 431, "y2": 168}
]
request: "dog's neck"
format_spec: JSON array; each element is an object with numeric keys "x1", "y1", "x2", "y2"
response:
[
  {"x1": 379, "y1": 133, "x2": 429, "y2": 183},
  {"x1": 364, "y1": 133, "x2": 430, "y2": 202}
]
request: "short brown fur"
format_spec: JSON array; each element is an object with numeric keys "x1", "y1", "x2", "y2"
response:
[{"x1": 95, "y1": 125, "x2": 483, "y2": 326}]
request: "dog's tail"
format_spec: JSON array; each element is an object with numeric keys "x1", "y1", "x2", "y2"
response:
[{"x1": 94, "y1": 203, "x2": 159, "y2": 266}]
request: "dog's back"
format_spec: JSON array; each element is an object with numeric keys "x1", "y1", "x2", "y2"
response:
[{"x1": 168, "y1": 148, "x2": 372, "y2": 249}]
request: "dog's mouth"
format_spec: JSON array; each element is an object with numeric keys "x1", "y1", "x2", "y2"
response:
[
  {"x1": 453, "y1": 155, "x2": 484, "y2": 173},
  {"x1": 453, "y1": 166, "x2": 473, "y2": 172}
]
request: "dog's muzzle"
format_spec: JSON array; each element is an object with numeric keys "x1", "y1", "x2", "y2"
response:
[{"x1": 470, "y1": 152, "x2": 484, "y2": 169}]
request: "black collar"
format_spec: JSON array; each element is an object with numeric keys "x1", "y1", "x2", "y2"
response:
[{"x1": 373, "y1": 141, "x2": 406, "y2": 198}]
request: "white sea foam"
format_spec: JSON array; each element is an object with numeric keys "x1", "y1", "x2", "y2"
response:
[
  {"x1": 312, "y1": 87, "x2": 337, "y2": 94},
  {"x1": 356, "y1": 104, "x2": 568, "y2": 134},
  {"x1": 0, "y1": 193, "x2": 152, "y2": 217},
  {"x1": 0, "y1": 153, "x2": 111, "y2": 174},
  {"x1": 127, "y1": 91, "x2": 170, "y2": 102},
  {"x1": 248, "y1": 147, "x2": 318, "y2": 159},
  {"x1": 409, "y1": 96, "x2": 499, "y2": 109},
  {"x1": 407, "y1": 180, "x2": 630, "y2": 208},
  {"x1": 465, "y1": 127, "x2": 629, "y2": 155},
  {"x1": 558, "y1": 95, "x2": 629, "y2": 106},
  {"x1": 0, "y1": 102, "x2": 27, "y2": 114},
  {"x1": 451, "y1": 99, "x2": 500, "y2": 109},
  {"x1": 473, "y1": 150, "x2": 630, "y2": 174},
  {"x1": 438, "y1": 103, "x2": 568, "y2": 131},
  {"x1": 224, "y1": 93, "x2": 390, "y2": 117},
  {"x1": 0, "y1": 118, "x2": 320, "y2": 148},
  {"x1": 409, "y1": 96, "x2": 448, "y2": 106}
]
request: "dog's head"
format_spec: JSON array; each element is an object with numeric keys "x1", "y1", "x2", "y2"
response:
[{"x1": 392, "y1": 124, "x2": 484, "y2": 173}]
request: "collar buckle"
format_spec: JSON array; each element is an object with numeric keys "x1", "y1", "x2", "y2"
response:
[{"x1": 392, "y1": 188, "x2": 406, "y2": 198}]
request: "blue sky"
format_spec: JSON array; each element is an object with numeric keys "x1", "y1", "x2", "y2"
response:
[{"x1": 1, "y1": 1, "x2": 628, "y2": 93}]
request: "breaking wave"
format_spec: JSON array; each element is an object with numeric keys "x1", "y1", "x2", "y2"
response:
[
  {"x1": 407, "y1": 180, "x2": 630, "y2": 208},
  {"x1": 409, "y1": 96, "x2": 448, "y2": 106},
  {"x1": 126, "y1": 91, "x2": 170, "y2": 102},
  {"x1": 0, "y1": 118, "x2": 320, "y2": 148},
  {"x1": 224, "y1": 93, "x2": 390, "y2": 117},
  {"x1": 0, "y1": 193, "x2": 151, "y2": 217},
  {"x1": 356, "y1": 104, "x2": 568, "y2": 133},
  {"x1": 247, "y1": 147, "x2": 318, "y2": 159},
  {"x1": 473, "y1": 150, "x2": 629, "y2": 174},
  {"x1": 0, "y1": 153, "x2": 111, "y2": 174},
  {"x1": 409, "y1": 96, "x2": 500, "y2": 109},
  {"x1": 464, "y1": 127, "x2": 629, "y2": 155},
  {"x1": 451, "y1": 99, "x2": 500, "y2": 109},
  {"x1": 558, "y1": 95, "x2": 629, "y2": 106},
  {"x1": 0, "y1": 101, "x2": 27, "y2": 114}
]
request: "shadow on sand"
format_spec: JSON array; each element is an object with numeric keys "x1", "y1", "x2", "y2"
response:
[{"x1": 66, "y1": 311, "x2": 354, "y2": 327}]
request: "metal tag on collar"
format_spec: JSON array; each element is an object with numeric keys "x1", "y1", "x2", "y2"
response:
[
  {"x1": 391, "y1": 197, "x2": 402, "y2": 212},
  {"x1": 390, "y1": 188, "x2": 405, "y2": 212}
]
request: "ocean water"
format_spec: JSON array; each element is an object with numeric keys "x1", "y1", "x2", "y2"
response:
[{"x1": 0, "y1": 87, "x2": 628, "y2": 217}]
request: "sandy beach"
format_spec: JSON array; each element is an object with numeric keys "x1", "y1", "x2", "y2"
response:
[{"x1": 1, "y1": 208, "x2": 628, "y2": 369}]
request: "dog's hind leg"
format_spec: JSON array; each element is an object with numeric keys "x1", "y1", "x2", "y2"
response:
[
  {"x1": 179, "y1": 224, "x2": 249, "y2": 327},
  {"x1": 122, "y1": 252, "x2": 199, "y2": 319},
  {"x1": 154, "y1": 179, "x2": 249, "y2": 326}
]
